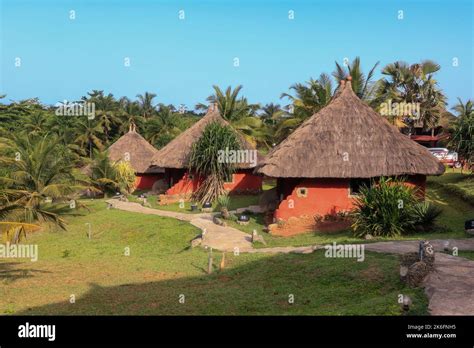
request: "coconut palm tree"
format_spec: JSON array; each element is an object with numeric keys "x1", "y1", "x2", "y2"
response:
[
  {"x1": 332, "y1": 57, "x2": 379, "y2": 102},
  {"x1": 449, "y1": 98, "x2": 473, "y2": 170},
  {"x1": 136, "y1": 92, "x2": 157, "y2": 120},
  {"x1": 0, "y1": 134, "x2": 85, "y2": 241},
  {"x1": 74, "y1": 118, "x2": 104, "y2": 158},
  {"x1": 277, "y1": 73, "x2": 333, "y2": 142},
  {"x1": 144, "y1": 104, "x2": 182, "y2": 148},
  {"x1": 82, "y1": 91, "x2": 121, "y2": 143},
  {"x1": 117, "y1": 97, "x2": 145, "y2": 134},
  {"x1": 260, "y1": 103, "x2": 284, "y2": 126},
  {"x1": 197, "y1": 86, "x2": 264, "y2": 148},
  {"x1": 23, "y1": 111, "x2": 49, "y2": 135}
]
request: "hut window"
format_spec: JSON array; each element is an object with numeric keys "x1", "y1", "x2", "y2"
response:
[
  {"x1": 296, "y1": 188, "x2": 308, "y2": 198},
  {"x1": 349, "y1": 179, "x2": 372, "y2": 196}
]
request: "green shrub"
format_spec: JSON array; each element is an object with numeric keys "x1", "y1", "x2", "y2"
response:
[
  {"x1": 217, "y1": 194, "x2": 231, "y2": 219},
  {"x1": 217, "y1": 194, "x2": 230, "y2": 210},
  {"x1": 412, "y1": 202, "x2": 443, "y2": 227},
  {"x1": 352, "y1": 177, "x2": 419, "y2": 237}
]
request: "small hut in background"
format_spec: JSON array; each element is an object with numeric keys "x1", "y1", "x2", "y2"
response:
[
  {"x1": 402, "y1": 109, "x2": 457, "y2": 147},
  {"x1": 151, "y1": 104, "x2": 262, "y2": 203},
  {"x1": 107, "y1": 124, "x2": 164, "y2": 190},
  {"x1": 257, "y1": 78, "x2": 445, "y2": 235}
]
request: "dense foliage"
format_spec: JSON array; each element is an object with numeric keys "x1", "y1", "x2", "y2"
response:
[
  {"x1": 352, "y1": 177, "x2": 442, "y2": 237},
  {"x1": 449, "y1": 99, "x2": 474, "y2": 169}
]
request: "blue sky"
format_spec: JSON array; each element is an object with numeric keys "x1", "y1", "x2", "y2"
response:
[{"x1": 1, "y1": 0, "x2": 472, "y2": 109}]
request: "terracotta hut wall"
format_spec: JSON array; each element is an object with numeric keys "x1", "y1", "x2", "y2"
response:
[
  {"x1": 135, "y1": 173, "x2": 164, "y2": 190},
  {"x1": 274, "y1": 175, "x2": 427, "y2": 222},
  {"x1": 166, "y1": 171, "x2": 202, "y2": 195},
  {"x1": 274, "y1": 178, "x2": 354, "y2": 221},
  {"x1": 166, "y1": 169, "x2": 262, "y2": 196}
]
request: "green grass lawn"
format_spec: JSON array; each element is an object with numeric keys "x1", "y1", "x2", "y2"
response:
[{"x1": 0, "y1": 199, "x2": 426, "y2": 315}]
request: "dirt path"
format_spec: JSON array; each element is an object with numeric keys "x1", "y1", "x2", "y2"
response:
[
  {"x1": 107, "y1": 199, "x2": 474, "y2": 315},
  {"x1": 107, "y1": 200, "x2": 253, "y2": 252},
  {"x1": 364, "y1": 240, "x2": 474, "y2": 316}
]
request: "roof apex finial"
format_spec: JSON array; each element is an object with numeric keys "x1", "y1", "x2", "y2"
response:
[
  {"x1": 346, "y1": 76, "x2": 353, "y2": 90},
  {"x1": 129, "y1": 122, "x2": 136, "y2": 133}
]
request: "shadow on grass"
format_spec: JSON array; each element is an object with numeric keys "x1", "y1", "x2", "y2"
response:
[
  {"x1": 13, "y1": 251, "x2": 427, "y2": 316},
  {"x1": 0, "y1": 262, "x2": 52, "y2": 284}
]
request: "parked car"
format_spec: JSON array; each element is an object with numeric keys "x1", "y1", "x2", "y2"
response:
[{"x1": 428, "y1": 148, "x2": 462, "y2": 168}]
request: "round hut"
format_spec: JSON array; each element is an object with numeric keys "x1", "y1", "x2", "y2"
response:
[
  {"x1": 257, "y1": 78, "x2": 445, "y2": 234},
  {"x1": 107, "y1": 124, "x2": 164, "y2": 189},
  {"x1": 150, "y1": 103, "x2": 262, "y2": 203}
]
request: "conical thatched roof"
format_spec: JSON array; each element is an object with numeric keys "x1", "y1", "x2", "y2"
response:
[
  {"x1": 257, "y1": 79, "x2": 445, "y2": 178},
  {"x1": 151, "y1": 104, "x2": 260, "y2": 169},
  {"x1": 107, "y1": 124, "x2": 163, "y2": 173}
]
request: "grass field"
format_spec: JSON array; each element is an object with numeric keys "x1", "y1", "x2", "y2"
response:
[
  {"x1": 1, "y1": 171, "x2": 470, "y2": 315},
  {"x1": 0, "y1": 200, "x2": 427, "y2": 315}
]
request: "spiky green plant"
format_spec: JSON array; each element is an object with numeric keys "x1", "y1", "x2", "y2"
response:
[
  {"x1": 217, "y1": 194, "x2": 231, "y2": 219},
  {"x1": 351, "y1": 177, "x2": 419, "y2": 237},
  {"x1": 412, "y1": 202, "x2": 443, "y2": 228},
  {"x1": 188, "y1": 122, "x2": 241, "y2": 203}
]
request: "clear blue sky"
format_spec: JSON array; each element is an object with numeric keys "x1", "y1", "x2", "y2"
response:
[{"x1": 1, "y1": 0, "x2": 472, "y2": 109}]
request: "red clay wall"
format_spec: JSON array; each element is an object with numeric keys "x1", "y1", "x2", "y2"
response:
[
  {"x1": 135, "y1": 174, "x2": 164, "y2": 190},
  {"x1": 166, "y1": 172, "x2": 202, "y2": 195},
  {"x1": 166, "y1": 170, "x2": 262, "y2": 196},
  {"x1": 274, "y1": 178, "x2": 354, "y2": 221},
  {"x1": 274, "y1": 176, "x2": 427, "y2": 221}
]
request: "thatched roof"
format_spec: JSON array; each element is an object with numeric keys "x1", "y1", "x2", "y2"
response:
[
  {"x1": 257, "y1": 79, "x2": 445, "y2": 178},
  {"x1": 107, "y1": 125, "x2": 163, "y2": 174},
  {"x1": 151, "y1": 104, "x2": 261, "y2": 169}
]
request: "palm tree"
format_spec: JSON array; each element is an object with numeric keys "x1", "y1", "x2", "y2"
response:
[
  {"x1": 144, "y1": 104, "x2": 182, "y2": 148},
  {"x1": 449, "y1": 98, "x2": 473, "y2": 170},
  {"x1": 277, "y1": 74, "x2": 333, "y2": 142},
  {"x1": 332, "y1": 57, "x2": 379, "y2": 101},
  {"x1": 0, "y1": 189, "x2": 42, "y2": 242},
  {"x1": 82, "y1": 91, "x2": 121, "y2": 143},
  {"x1": 117, "y1": 97, "x2": 145, "y2": 134},
  {"x1": 136, "y1": 92, "x2": 157, "y2": 120},
  {"x1": 74, "y1": 118, "x2": 104, "y2": 158},
  {"x1": 260, "y1": 103, "x2": 284, "y2": 126},
  {"x1": 0, "y1": 134, "x2": 85, "y2": 241},
  {"x1": 23, "y1": 111, "x2": 49, "y2": 135},
  {"x1": 375, "y1": 60, "x2": 447, "y2": 130},
  {"x1": 281, "y1": 73, "x2": 333, "y2": 117},
  {"x1": 198, "y1": 85, "x2": 264, "y2": 147}
]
